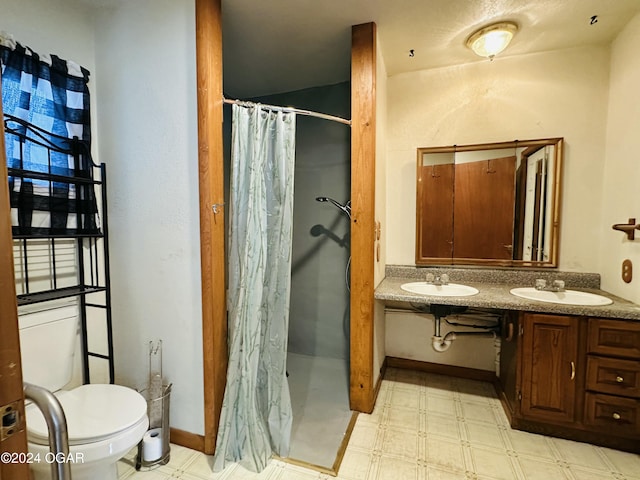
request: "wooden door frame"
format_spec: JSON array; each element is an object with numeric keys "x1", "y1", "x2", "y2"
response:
[
  {"x1": 195, "y1": 2, "x2": 378, "y2": 450},
  {"x1": 0, "y1": 80, "x2": 30, "y2": 480}
]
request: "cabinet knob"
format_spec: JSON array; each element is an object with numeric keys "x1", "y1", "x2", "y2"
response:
[
  {"x1": 616, "y1": 376, "x2": 624, "y2": 383},
  {"x1": 613, "y1": 412, "x2": 622, "y2": 420}
]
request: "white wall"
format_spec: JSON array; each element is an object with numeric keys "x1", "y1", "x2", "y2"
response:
[
  {"x1": 385, "y1": 310, "x2": 497, "y2": 372},
  {"x1": 386, "y1": 46, "x2": 610, "y2": 273},
  {"x1": 3, "y1": 0, "x2": 204, "y2": 436},
  {"x1": 93, "y1": 0, "x2": 204, "y2": 434},
  {"x1": 599, "y1": 13, "x2": 640, "y2": 303},
  {"x1": 0, "y1": 1, "x2": 96, "y2": 72},
  {"x1": 383, "y1": 46, "x2": 611, "y2": 372},
  {"x1": 0, "y1": 0, "x2": 100, "y2": 156}
]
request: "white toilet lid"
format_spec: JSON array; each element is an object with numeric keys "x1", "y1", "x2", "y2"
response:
[{"x1": 27, "y1": 384, "x2": 148, "y2": 445}]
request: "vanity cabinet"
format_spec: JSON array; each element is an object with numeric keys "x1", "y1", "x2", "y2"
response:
[
  {"x1": 499, "y1": 312, "x2": 640, "y2": 453},
  {"x1": 520, "y1": 314, "x2": 579, "y2": 424},
  {"x1": 584, "y1": 319, "x2": 640, "y2": 436}
]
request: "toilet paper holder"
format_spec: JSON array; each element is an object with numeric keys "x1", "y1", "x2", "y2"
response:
[
  {"x1": 135, "y1": 382, "x2": 171, "y2": 470},
  {"x1": 136, "y1": 341, "x2": 172, "y2": 470}
]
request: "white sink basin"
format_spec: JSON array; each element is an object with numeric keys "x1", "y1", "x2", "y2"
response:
[
  {"x1": 510, "y1": 287, "x2": 613, "y2": 306},
  {"x1": 401, "y1": 282, "x2": 479, "y2": 297}
]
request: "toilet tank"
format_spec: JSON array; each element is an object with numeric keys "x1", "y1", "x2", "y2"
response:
[{"x1": 19, "y1": 304, "x2": 79, "y2": 392}]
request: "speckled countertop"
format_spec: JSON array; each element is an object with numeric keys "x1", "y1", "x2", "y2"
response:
[{"x1": 375, "y1": 265, "x2": 640, "y2": 321}]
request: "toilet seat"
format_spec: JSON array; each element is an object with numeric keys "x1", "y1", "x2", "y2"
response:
[{"x1": 26, "y1": 384, "x2": 147, "y2": 446}]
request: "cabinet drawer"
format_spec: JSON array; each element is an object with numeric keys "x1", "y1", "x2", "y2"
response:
[
  {"x1": 587, "y1": 318, "x2": 640, "y2": 359},
  {"x1": 584, "y1": 393, "x2": 640, "y2": 435},
  {"x1": 586, "y1": 356, "x2": 640, "y2": 398}
]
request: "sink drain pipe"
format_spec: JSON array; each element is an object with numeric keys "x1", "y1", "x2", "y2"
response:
[
  {"x1": 384, "y1": 305, "x2": 501, "y2": 353},
  {"x1": 431, "y1": 310, "x2": 501, "y2": 352},
  {"x1": 432, "y1": 329, "x2": 497, "y2": 352}
]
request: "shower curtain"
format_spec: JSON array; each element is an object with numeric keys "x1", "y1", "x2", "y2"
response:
[{"x1": 213, "y1": 103, "x2": 296, "y2": 472}]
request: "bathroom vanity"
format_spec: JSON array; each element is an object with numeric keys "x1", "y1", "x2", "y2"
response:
[
  {"x1": 501, "y1": 312, "x2": 640, "y2": 453},
  {"x1": 375, "y1": 135, "x2": 640, "y2": 452},
  {"x1": 375, "y1": 266, "x2": 640, "y2": 453}
]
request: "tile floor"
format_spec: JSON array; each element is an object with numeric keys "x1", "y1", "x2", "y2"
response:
[{"x1": 118, "y1": 367, "x2": 640, "y2": 480}]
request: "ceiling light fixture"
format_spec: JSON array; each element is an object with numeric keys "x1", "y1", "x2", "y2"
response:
[{"x1": 466, "y1": 21, "x2": 518, "y2": 60}]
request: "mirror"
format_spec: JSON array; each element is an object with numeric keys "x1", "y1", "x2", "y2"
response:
[{"x1": 416, "y1": 138, "x2": 563, "y2": 267}]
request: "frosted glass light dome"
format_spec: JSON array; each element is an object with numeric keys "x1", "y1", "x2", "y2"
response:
[{"x1": 466, "y1": 22, "x2": 518, "y2": 59}]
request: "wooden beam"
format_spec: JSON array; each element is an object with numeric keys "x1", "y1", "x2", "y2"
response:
[
  {"x1": 350, "y1": 22, "x2": 376, "y2": 413},
  {"x1": 195, "y1": 0, "x2": 227, "y2": 454}
]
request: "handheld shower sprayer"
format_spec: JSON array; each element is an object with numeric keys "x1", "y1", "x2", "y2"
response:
[
  {"x1": 315, "y1": 195, "x2": 352, "y2": 292},
  {"x1": 316, "y1": 196, "x2": 351, "y2": 219}
]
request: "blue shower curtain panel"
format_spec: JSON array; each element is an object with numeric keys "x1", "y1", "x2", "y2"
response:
[{"x1": 213, "y1": 103, "x2": 296, "y2": 472}]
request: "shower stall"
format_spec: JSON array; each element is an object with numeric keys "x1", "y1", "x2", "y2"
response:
[
  {"x1": 286, "y1": 83, "x2": 352, "y2": 468},
  {"x1": 222, "y1": 82, "x2": 352, "y2": 468}
]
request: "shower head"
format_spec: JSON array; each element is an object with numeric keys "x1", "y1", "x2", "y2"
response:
[
  {"x1": 316, "y1": 196, "x2": 351, "y2": 219},
  {"x1": 310, "y1": 224, "x2": 326, "y2": 237}
]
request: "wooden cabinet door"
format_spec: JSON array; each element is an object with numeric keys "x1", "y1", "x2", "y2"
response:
[
  {"x1": 453, "y1": 155, "x2": 516, "y2": 259},
  {"x1": 418, "y1": 163, "x2": 454, "y2": 259},
  {"x1": 520, "y1": 313, "x2": 580, "y2": 423}
]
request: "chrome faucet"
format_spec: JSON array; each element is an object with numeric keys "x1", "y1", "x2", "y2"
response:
[
  {"x1": 535, "y1": 278, "x2": 565, "y2": 292},
  {"x1": 426, "y1": 273, "x2": 449, "y2": 285}
]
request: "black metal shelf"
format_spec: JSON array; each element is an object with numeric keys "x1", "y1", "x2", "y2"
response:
[
  {"x1": 7, "y1": 167, "x2": 101, "y2": 185},
  {"x1": 17, "y1": 285, "x2": 107, "y2": 306},
  {"x1": 7, "y1": 115, "x2": 114, "y2": 385},
  {"x1": 13, "y1": 232, "x2": 104, "y2": 239}
]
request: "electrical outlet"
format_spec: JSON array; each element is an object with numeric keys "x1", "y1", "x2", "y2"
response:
[{"x1": 622, "y1": 259, "x2": 633, "y2": 283}]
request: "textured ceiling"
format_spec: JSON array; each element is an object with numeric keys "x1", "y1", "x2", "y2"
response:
[
  {"x1": 74, "y1": 0, "x2": 640, "y2": 98},
  {"x1": 222, "y1": 0, "x2": 640, "y2": 98}
]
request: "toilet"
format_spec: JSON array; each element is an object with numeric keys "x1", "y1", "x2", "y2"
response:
[{"x1": 19, "y1": 304, "x2": 149, "y2": 480}]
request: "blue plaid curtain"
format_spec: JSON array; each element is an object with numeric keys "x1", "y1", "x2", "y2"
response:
[{"x1": 1, "y1": 35, "x2": 98, "y2": 236}]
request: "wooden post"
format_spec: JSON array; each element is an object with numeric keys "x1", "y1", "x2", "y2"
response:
[
  {"x1": 350, "y1": 22, "x2": 376, "y2": 413},
  {"x1": 195, "y1": 0, "x2": 227, "y2": 454}
]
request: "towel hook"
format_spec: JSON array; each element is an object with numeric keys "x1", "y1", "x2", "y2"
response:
[
  {"x1": 612, "y1": 218, "x2": 639, "y2": 240},
  {"x1": 212, "y1": 203, "x2": 225, "y2": 215}
]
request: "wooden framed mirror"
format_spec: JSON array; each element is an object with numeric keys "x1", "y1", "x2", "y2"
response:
[{"x1": 416, "y1": 138, "x2": 563, "y2": 267}]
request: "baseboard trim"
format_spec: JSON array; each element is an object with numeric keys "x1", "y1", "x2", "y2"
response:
[
  {"x1": 495, "y1": 384, "x2": 515, "y2": 424},
  {"x1": 372, "y1": 357, "x2": 387, "y2": 406},
  {"x1": 170, "y1": 427, "x2": 206, "y2": 453},
  {"x1": 386, "y1": 356, "x2": 497, "y2": 383}
]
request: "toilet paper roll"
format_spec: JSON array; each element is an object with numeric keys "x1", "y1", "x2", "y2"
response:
[{"x1": 142, "y1": 427, "x2": 163, "y2": 462}]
